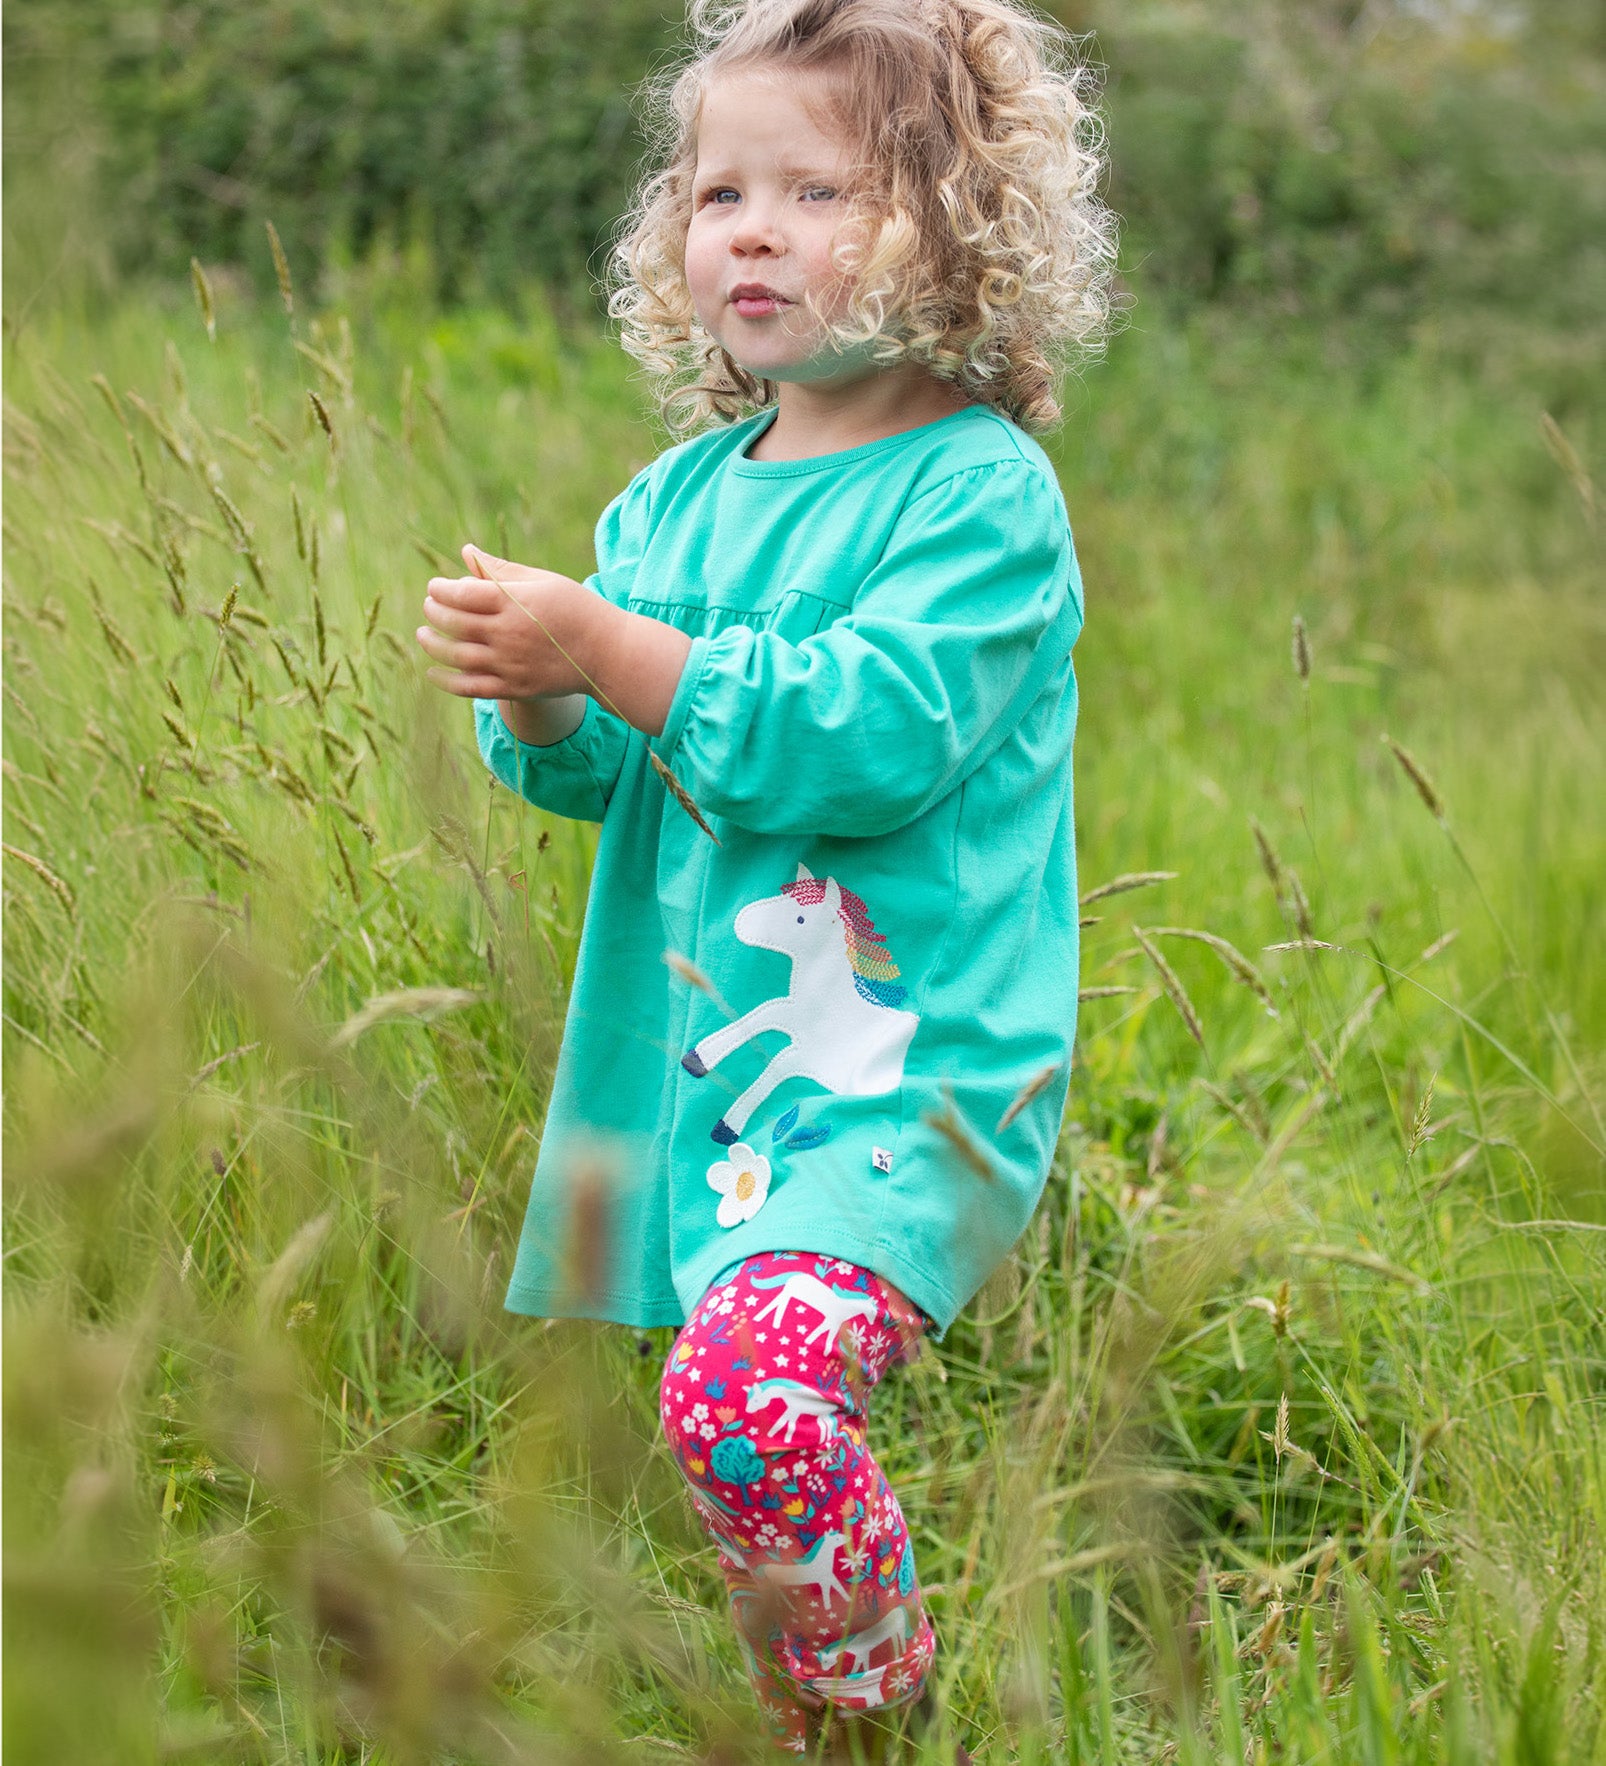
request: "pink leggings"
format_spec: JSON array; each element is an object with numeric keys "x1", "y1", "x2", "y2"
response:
[{"x1": 659, "y1": 1250, "x2": 937, "y2": 1752}]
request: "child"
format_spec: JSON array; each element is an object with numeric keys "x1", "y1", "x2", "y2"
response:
[{"x1": 416, "y1": 0, "x2": 1114, "y2": 1753}]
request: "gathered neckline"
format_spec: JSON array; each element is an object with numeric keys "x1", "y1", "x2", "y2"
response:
[{"x1": 728, "y1": 403, "x2": 999, "y2": 477}]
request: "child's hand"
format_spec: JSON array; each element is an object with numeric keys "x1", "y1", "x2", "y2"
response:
[{"x1": 416, "y1": 544, "x2": 594, "y2": 701}]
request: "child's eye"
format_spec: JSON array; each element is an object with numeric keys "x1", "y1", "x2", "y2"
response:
[
  {"x1": 801, "y1": 186, "x2": 837, "y2": 202},
  {"x1": 701, "y1": 188, "x2": 739, "y2": 206}
]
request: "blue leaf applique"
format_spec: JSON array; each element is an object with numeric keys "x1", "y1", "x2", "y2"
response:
[
  {"x1": 785, "y1": 1123, "x2": 832, "y2": 1151},
  {"x1": 772, "y1": 1104, "x2": 800, "y2": 1143}
]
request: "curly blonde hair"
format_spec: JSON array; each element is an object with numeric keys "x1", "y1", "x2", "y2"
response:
[{"x1": 605, "y1": 0, "x2": 1118, "y2": 434}]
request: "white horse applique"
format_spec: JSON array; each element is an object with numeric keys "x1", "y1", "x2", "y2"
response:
[{"x1": 683, "y1": 865, "x2": 919, "y2": 1146}]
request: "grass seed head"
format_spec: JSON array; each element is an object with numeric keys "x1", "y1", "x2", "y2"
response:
[
  {"x1": 1540, "y1": 410, "x2": 1598, "y2": 529},
  {"x1": 996, "y1": 1062, "x2": 1062, "y2": 1133},
  {"x1": 1079, "y1": 870, "x2": 1179, "y2": 908},
  {"x1": 265, "y1": 219, "x2": 294, "y2": 317},
  {"x1": 1407, "y1": 1074, "x2": 1437, "y2": 1159},
  {"x1": 2, "y1": 842, "x2": 78, "y2": 919},
  {"x1": 308, "y1": 390, "x2": 336, "y2": 451},
  {"x1": 923, "y1": 1091, "x2": 995, "y2": 1182},
  {"x1": 1133, "y1": 925, "x2": 1205, "y2": 1048},
  {"x1": 1383, "y1": 735, "x2": 1446, "y2": 823},
  {"x1": 1291, "y1": 614, "x2": 1311, "y2": 682},
  {"x1": 1250, "y1": 817, "x2": 1284, "y2": 889},
  {"x1": 189, "y1": 258, "x2": 216, "y2": 341}
]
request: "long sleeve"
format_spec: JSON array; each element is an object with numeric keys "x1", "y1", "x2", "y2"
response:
[
  {"x1": 471, "y1": 468, "x2": 653, "y2": 823},
  {"x1": 649, "y1": 459, "x2": 1081, "y2": 839}
]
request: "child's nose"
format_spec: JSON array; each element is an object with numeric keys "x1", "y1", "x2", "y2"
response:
[{"x1": 730, "y1": 202, "x2": 782, "y2": 255}]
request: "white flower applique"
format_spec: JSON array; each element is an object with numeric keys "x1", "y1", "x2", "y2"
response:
[{"x1": 707, "y1": 1142, "x2": 772, "y2": 1228}]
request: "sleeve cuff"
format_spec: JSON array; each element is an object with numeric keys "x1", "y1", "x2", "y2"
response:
[
  {"x1": 649, "y1": 633, "x2": 712, "y2": 771},
  {"x1": 474, "y1": 695, "x2": 627, "y2": 821}
]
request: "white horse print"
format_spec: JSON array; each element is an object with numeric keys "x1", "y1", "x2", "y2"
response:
[
  {"x1": 749, "y1": 1270, "x2": 879, "y2": 1352},
  {"x1": 813, "y1": 1604, "x2": 913, "y2": 1676},
  {"x1": 683, "y1": 865, "x2": 919, "y2": 1145}
]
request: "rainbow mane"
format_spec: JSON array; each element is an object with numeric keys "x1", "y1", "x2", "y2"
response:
[{"x1": 783, "y1": 878, "x2": 909, "y2": 1010}]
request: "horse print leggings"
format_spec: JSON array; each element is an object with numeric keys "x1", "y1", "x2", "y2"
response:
[{"x1": 659, "y1": 1249, "x2": 938, "y2": 1753}]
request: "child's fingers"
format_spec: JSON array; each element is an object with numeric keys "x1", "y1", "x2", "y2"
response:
[
  {"x1": 427, "y1": 576, "x2": 503, "y2": 614},
  {"x1": 422, "y1": 589, "x2": 493, "y2": 637},
  {"x1": 415, "y1": 623, "x2": 496, "y2": 673},
  {"x1": 423, "y1": 665, "x2": 505, "y2": 698}
]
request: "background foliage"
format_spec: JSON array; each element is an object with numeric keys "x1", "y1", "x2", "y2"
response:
[{"x1": 6, "y1": 0, "x2": 1606, "y2": 374}]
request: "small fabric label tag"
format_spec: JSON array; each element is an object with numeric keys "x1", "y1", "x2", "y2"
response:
[{"x1": 871, "y1": 1146, "x2": 894, "y2": 1174}]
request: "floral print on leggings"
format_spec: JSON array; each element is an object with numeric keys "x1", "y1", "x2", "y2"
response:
[{"x1": 659, "y1": 1250, "x2": 937, "y2": 1753}]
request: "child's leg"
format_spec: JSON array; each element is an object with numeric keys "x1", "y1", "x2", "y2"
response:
[{"x1": 659, "y1": 1250, "x2": 936, "y2": 1753}]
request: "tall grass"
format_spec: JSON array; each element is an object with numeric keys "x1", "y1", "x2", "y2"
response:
[{"x1": 3, "y1": 254, "x2": 1602, "y2": 1763}]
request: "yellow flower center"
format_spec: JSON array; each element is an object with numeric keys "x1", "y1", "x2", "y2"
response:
[{"x1": 735, "y1": 1170, "x2": 755, "y2": 1201}]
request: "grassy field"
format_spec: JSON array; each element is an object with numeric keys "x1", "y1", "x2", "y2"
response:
[{"x1": 3, "y1": 258, "x2": 1603, "y2": 1764}]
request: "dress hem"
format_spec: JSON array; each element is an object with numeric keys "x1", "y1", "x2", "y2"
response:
[{"x1": 504, "y1": 1228, "x2": 963, "y2": 1344}]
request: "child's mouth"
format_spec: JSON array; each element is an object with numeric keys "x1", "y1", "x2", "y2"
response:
[{"x1": 731, "y1": 292, "x2": 789, "y2": 318}]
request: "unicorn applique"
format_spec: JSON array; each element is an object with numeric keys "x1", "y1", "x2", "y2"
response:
[{"x1": 683, "y1": 865, "x2": 919, "y2": 1146}]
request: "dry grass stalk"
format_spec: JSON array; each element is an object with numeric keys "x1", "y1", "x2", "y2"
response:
[
  {"x1": 1249, "y1": 817, "x2": 1283, "y2": 890},
  {"x1": 1198, "y1": 1080, "x2": 1270, "y2": 1146},
  {"x1": 92, "y1": 597, "x2": 139, "y2": 667},
  {"x1": 250, "y1": 410, "x2": 293, "y2": 455},
  {"x1": 308, "y1": 390, "x2": 337, "y2": 452},
  {"x1": 1415, "y1": 928, "x2": 1460, "y2": 966},
  {"x1": 662, "y1": 950, "x2": 717, "y2": 996},
  {"x1": 207, "y1": 481, "x2": 268, "y2": 594},
  {"x1": 329, "y1": 987, "x2": 481, "y2": 1051},
  {"x1": 1079, "y1": 870, "x2": 1178, "y2": 908},
  {"x1": 923, "y1": 1092, "x2": 995, "y2": 1181},
  {"x1": 1283, "y1": 868, "x2": 1315, "y2": 938},
  {"x1": 331, "y1": 825, "x2": 362, "y2": 905},
  {"x1": 1383, "y1": 735, "x2": 1446, "y2": 823},
  {"x1": 1132, "y1": 926, "x2": 1204, "y2": 1047},
  {"x1": 1540, "y1": 411, "x2": 1597, "y2": 530},
  {"x1": 1407, "y1": 1074, "x2": 1437, "y2": 1159},
  {"x1": 188, "y1": 1041, "x2": 262, "y2": 1086},
  {"x1": 1332, "y1": 984, "x2": 1386, "y2": 1064},
  {"x1": 265, "y1": 220, "x2": 294, "y2": 317},
  {"x1": 2, "y1": 842, "x2": 78, "y2": 918},
  {"x1": 89, "y1": 372, "x2": 126, "y2": 431},
  {"x1": 1079, "y1": 984, "x2": 1139, "y2": 1001},
  {"x1": 1304, "y1": 1033, "x2": 1340, "y2": 1095},
  {"x1": 647, "y1": 750, "x2": 720, "y2": 844},
  {"x1": 124, "y1": 389, "x2": 195, "y2": 471},
  {"x1": 996, "y1": 1062, "x2": 1062, "y2": 1133},
  {"x1": 1146, "y1": 926, "x2": 1278, "y2": 1016},
  {"x1": 1289, "y1": 1242, "x2": 1432, "y2": 1296},
  {"x1": 294, "y1": 339, "x2": 352, "y2": 399},
  {"x1": 189, "y1": 258, "x2": 217, "y2": 342},
  {"x1": 1291, "y1": 614, "x2": 1311, "y2": 683}
]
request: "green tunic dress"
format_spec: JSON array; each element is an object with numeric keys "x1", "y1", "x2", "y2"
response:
[{"x1": 473, "y1": 401, "x2": 1084, "y2": 1341}]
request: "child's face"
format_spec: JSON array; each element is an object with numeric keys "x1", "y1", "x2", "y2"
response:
[{"x1": 684, "y1": 64, "x2": 869, "y2": 386}]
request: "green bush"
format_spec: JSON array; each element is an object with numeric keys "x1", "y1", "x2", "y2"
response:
[{"x1": 5, "y1": 0, "x2": 1605, "y2": 357}]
